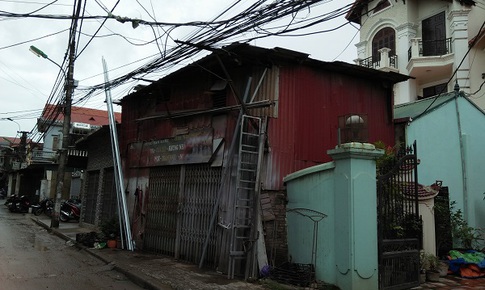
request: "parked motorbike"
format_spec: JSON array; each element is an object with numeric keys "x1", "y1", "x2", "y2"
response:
[
  {"x1": 8, "y1": 195, "x2": 31, "y2": 213},
  {"x1": 31, "y1": 198, "x2": 54, "y2": 217},
  {"x1": 4, "y1": 194, "x2": 17, "y2": 208},
  {"x1": 60, "y1": 198, "x2": 81, "y2": 222}
]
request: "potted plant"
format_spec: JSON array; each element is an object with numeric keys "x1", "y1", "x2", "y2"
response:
[
  {"x1": 423, "y1": 253, "x2": 440, "y2": 282},
  {"x1": 419, "y1": 251, "x2": 427, "y2": 284},
  {"x1": 100, "y1": 216, "x2": 120, "y2": 248}
]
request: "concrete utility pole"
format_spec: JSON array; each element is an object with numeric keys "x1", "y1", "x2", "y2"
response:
[
  {"x1": 18, "y1": 131, "x2": 28, "y2": 161},
  {"x1": 50, "y1": 1, "x2": 82, "y2": 228}
]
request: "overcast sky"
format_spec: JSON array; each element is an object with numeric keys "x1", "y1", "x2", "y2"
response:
[{"x1": 0, "y1": 0, "x2": 358, "y2": 140}]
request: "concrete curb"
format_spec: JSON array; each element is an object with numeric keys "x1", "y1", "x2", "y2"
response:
[
  {"x1": 31, "y1": 217, "x2": 72, "y2": 242},
  {"x1": 30, "y1": 217, "x2": 171, "y2": 290}
]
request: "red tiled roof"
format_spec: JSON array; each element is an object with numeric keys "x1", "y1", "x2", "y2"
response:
[
  {"x1": 0, "y1": 136, "x2": 21, "y2": 146},
  {"x1": 0, "y1": 137, "x2": 33, "y2": 146},
  {"x1": 41, "y1": 104, "x2": 121, "y2": 126},
  {"x1": 401, "y1": 182, "x2": 441, "y2": 200}
]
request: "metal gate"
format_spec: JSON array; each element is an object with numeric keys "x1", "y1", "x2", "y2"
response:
[
  {"x1": 377, "y1": 142, "x2": 421, "y2": 290},
  {"x1": 145, "y1": 164, "x2": 222, "y2": 266},
  {"x1": 83, "y1": 170, "x2": 99, "y2": 225},
  {"x1": 145, "y1": 166, "x2": 181, "y2": 255},
  {"x1": 179, "y1": 165, "x2": 222, "y2": 266},
  {"x1": 101, "y1": 168, "x2": 117, "y2": 220}
]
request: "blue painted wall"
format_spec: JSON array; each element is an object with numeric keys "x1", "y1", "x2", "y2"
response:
[
  {"x1": 406, "y1": 96, "x2": 485, "y2": 238},
  {"x1": 284, "y1": 162, "x2": 336, "y2": 283},
  {"x1": 284, "y1": 144, "x2": 383, "y2": 289}
]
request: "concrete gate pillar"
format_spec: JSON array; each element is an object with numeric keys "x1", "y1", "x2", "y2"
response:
[{"x1": 327, "y1": 143, "x2": 383, "y2": 290}]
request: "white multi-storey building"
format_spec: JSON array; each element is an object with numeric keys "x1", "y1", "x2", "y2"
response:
[{"x1": 347, "y1": 0, "x2": 484, "y2": 107}]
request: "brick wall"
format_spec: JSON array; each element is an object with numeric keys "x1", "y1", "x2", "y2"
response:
[{"x1": 261, "y1": 190, "x2": 288, "y2": 266}]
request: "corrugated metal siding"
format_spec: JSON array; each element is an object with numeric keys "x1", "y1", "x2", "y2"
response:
[
  {"x1": 247, "y1": 66, "x2": 279, "y2": 118},
  {"x1": 262, "y1": 64, "x2": 297, "y2": 190},
  {"x1": 262, "y1": 65, "x2": 395, "y2": 190},
  {"x1": 120, "y1": 75, "x2": 213, "y2": 152}
]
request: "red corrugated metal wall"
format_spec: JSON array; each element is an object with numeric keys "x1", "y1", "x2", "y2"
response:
[
  {"x1": 263, "y1": 65, "x2": 395, "y2": 190},
  {"x1": 121, "y1": 62, "x2": 396, "y2": 192}
]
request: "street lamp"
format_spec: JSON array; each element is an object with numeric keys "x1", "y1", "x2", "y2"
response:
[
  {"x1": 29, "y1": 46, "x2": 68, "y2": 78},
  {"x1": 30, "y1": 45, "x2": 75, "y2": 229},
  {"x1": 2, "y1": 118, "x2": 21, "y2": 135},
  {"x1": 29, "y1": 46, "x2": 78, "y2": 91}
]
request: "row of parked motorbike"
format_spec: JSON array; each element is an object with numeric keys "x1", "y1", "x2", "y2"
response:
[{"x1": 4, "y1": 195, "x2": 81, "y2": 222}]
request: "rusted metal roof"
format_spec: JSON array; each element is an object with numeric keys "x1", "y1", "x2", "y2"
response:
[{"x1": 123, "y1": 43, "x2": 410, "y2": 102}]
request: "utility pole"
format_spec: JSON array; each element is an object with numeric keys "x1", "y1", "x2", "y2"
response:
[
  {"x1": 51, "y1": 1, "x2": 82, "y2": 228},
  {"x1": 18, "y1": 131, "x2": 28, "y2": 162}
]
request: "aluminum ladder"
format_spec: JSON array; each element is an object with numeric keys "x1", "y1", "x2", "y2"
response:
[{"x1": 228, "y1": 115, "x2": 262, "y2": 279}]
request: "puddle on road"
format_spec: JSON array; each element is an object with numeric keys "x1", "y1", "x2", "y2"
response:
[{"x1": 34, "y1": 235, "x2": 49, "y2": 251}]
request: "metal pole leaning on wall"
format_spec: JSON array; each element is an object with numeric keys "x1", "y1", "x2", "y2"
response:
[{"x1": 102, "y1": 57, "x2": 134, "y2": 251}]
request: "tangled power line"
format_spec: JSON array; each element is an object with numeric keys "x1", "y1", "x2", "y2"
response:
[
  {"x1": 1, "y1": 0, "x2": 357, "y2": 143},
  {"x1": 78, "y1": 0, "x2": 354, "y2": 97}
]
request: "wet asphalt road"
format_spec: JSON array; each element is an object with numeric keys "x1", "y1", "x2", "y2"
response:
[{"x1": 0, "y1": 204, "x2": 143, "y2": 290}]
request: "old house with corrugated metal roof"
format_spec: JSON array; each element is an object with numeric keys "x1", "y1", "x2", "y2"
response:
[
  {"x1": 46, "y1": 105, "x2": 120, "y2": 200},
  {"x1": 75, "y1": 125, "x2": 119, "y2": 229},
  {"x1": 14, "y1": 104, "x2": 121, "y2": 204},
  {"x1": 118, "y1": 43, "x2": 409, "y2": 278}
]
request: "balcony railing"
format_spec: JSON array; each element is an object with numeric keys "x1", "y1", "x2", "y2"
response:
[
  {"x1": 389, "y1": 55, "x2": 398, "y2": 68},
  {"x1": 359, "y1": 56, "x2": 379, "y2": 69},
  {"x1": 67, "y1": 149, "x2": 88, "y2": 157},
  {"x1": 408, "y1": 38, "x2": 453, "y2": 61},
  {"x1": 357, "y1": 53, "x2": 398, "y2": 70}
]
